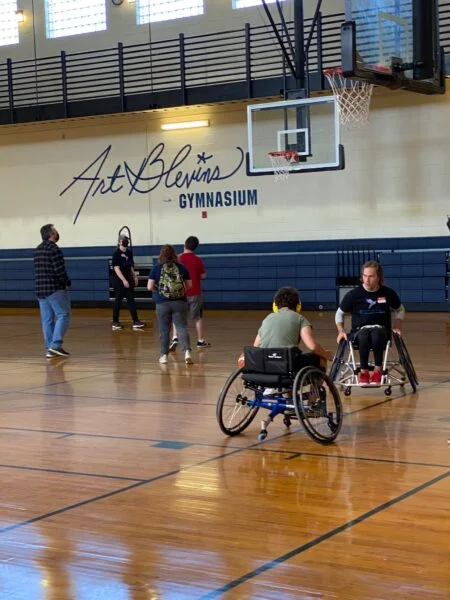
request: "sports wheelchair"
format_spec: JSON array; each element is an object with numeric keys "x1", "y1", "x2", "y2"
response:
[
  {"x1": 329, "y1": 326, "x2": 418, "y2": 396},
  {"x1": 216, "y1": 346, "x2": 343, "y2": 445}
]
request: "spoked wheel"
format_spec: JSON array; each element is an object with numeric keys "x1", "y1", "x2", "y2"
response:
[
  {"x1": 216, "y1": 368, "x2": 260, "y2": 436},
  {"x1": 328, "y1": 339, "x2": 348, "y2": 383},
  {"x1": 293, "y1": 367, "x2": 343, "y2": 445},
  {"x1": 393, "y1": 333, "x2": 418, "y2": 392}
]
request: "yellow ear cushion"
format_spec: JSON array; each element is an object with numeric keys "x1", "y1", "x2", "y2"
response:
[{"x1": 272, "y1": 302, "x2": 302, "y2": 313}]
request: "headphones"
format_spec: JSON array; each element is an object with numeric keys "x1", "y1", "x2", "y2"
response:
[{"x1": 272, "y1": 300, "x2": 302, "y2": 314}]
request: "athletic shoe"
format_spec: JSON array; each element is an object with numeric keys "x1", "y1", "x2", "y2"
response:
[
  {"x1": 112, "y1": 322, "x2": 124, "y2": 330},
  {"x1": 169, "y1": 337, "x2": 178, "y2": 352},
  {"x1": 159, "y1": 354, "x2": 168, "y2": 364},
  {"x1": 185, "y1": 350, "x2": 194, "y2": 365},
  {"x1": 132, "y1": 321, "x2": 145, "y2": 329},
  {"x1": 48, "y1": 347, "x2": 70, "y2": 357},
  {"x1": 45, "y1": 351, "x2": 54, "y2": 358},
  {"x1": 197, "y1": 340, "x2": 211, "y2": 348},
  {"x1": 359, "y1": 371, "x2": 370, "y2": 385},
  {"x1": 370, "y1": 370, "x2": 382, "y2": 384}
]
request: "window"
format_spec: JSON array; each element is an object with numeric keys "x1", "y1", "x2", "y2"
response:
[
  {"x1": 45, "y1": 0, "x2": 106, "y2": 39},
  {"x1": 233, "y1": 0, "x2": 286, "y2": 8},
  {"x1": 137, "y1": 0, "x2": 204, "y2": 25},
  {"x1": 0, "y1": 0, "x2": 19, "y2": 47}
]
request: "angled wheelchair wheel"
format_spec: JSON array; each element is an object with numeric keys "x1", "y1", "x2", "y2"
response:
[
  {"x1": 216, "y1": 368, "x2": 259, "y2": 436},
  {"x1": 293, "y1": 367, "x2": 343, "y2": 445},
  {"x1": 328, "y1": 339, "x2": 348, "y2": 383},
  {"x1": 393, "y1": 333, "x2": 418, "y2": 392}
]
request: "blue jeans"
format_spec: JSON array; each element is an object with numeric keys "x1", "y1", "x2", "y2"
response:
[
  {"x1": 38, "y1": 290, "x2": 71, "y2": 351},
  {"x1": 156, "y1": 300, "x2": 191, "y2": 355}
]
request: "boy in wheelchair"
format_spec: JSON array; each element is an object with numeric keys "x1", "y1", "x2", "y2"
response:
[
  {"x1": 335, "y1": 261, "x2": 405, "y2": 385},
  {"x1": 253, "y1": 286, "x2": 333, "y2": 383}
]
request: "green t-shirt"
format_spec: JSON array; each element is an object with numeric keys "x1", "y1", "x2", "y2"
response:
[{"x1": 258, "y1": 310, "x2": 311, "y2": 348}]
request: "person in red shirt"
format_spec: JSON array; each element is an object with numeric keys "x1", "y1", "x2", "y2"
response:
[{"x1": 170, "y1": 236, "x2": 211, "y2": 350}]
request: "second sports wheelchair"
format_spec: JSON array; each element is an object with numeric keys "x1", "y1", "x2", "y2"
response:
[
  {"x1": 216, "y1": 346, "x2": 343, "y2": 445},
  {"x1": 329, "y1": 326, "x2": 418, "y2": 396}
]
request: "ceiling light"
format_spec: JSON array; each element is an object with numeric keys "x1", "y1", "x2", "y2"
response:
[
  {"x1": 15, "y1": 10, "x2": 24, "y2": 23},
  {"x1": 161, "y1": 120, "x2": 210, "y2": 131}
]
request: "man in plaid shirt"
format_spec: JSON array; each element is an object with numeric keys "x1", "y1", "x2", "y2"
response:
[{"x1": 34, "y1": 224, "x2": 71, "y2": 358}]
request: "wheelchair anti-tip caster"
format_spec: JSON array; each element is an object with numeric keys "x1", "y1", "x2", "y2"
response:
[
  {"x1": 258, "y1": 430, "x2": 268, "y2": 441},
  {"x1": 384, "y1": 387, "x2": 392, "y2": 396},
  {"x1": 344, "y1": 386, "x2": 352, "y2": 397}
]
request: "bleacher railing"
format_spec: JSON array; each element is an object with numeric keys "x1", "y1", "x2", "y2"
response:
[{"x1": 1, "y1": 3, "x2": 450, "y2": 123}]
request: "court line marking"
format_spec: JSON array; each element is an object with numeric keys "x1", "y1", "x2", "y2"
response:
[
  {"x1": 0, "y1": 424, "x2": 449, "y2": 470},
  {"x1": 197, "y1": 470, "x2": 450, "y2": 600},
  {"x1": 0, "y1": 463, "x2": 144, "y2": 482},
  {"x1": 0, "y1": 443, "x2": 258, "y2": 535}
]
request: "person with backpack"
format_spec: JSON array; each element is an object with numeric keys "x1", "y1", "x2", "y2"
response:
[{"x1": 147, "y1": 244, "x2": 193, "y2": 364}]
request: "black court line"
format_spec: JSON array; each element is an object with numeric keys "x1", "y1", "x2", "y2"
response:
[
  {"x1": 198, "y1": 470, "x2": 450, "y2": 600},
  {"x1": 0, "y1": 463, "x2": 144, "y2": 482},
  {"x1": 1, "y1": 424, "x2": 449, "y2": 470},
  {"x1": 0, "y1": 430, "x2": 296, "y2": 536}
]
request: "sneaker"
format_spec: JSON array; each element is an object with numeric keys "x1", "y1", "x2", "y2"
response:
[
  {"x1": 112, "y1": 322, "x2": 124, "y2": 330},
  {"x1": 45, "y1": 351, "x2": 54, "y2": 358},
  {"x1": 197, "y1": 340, "x2": 211, "y2": 348},
  {"x1": 159, "y1": 354, "x2": 168, "y2": 364},
  {"x1": 169, "y1": 337, "x2": 178, "y2": 352},
  {"x1": 359, "y1": 371, "x2": 370, "y2": 385},
  {"x1": 48, "y1": 347, "x2": 70, "y2": 357},
  {"x1": 132, "y1": 321, "x2": 145, "y2": 329},
  {"x1": 263, "y1": 388, "x2": 277, "y2": 396},
  {"x1": 185, "y1": 350, "x2": 194, "y2": 365},
  {"x1": 370, "y1": 370, "x2": 382, "y2": 384}
]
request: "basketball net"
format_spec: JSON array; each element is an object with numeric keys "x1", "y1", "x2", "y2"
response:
[
  {"x1": 324, "y1": 67, "x2": 374, "y2": 127},
  {"x1": 268, "y1": 150, "x2": 300, "y2": 183}
]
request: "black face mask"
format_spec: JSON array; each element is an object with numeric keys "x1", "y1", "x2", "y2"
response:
[
  {"x1": 54, "y1": 233, "x2": 60, "y2": 243},
  {"x1": 120, "y1": 237, "x2": 129, "y2": 247}
]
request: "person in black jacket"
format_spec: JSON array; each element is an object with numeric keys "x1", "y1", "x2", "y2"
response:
[
  {"x1": 34, "y1": 224, "x2": 71, "y2": 358},
  {"x1": 111, "y1": 234, "x2": 145, "y2": 330}
]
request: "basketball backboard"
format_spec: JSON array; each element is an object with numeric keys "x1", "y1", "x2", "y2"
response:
[
  {"x1": 246, "y1": 96, "x2": 344, "y2": 176},
  {"x1": 342, "y1": 0, "x2": 444, "y2": 94}
]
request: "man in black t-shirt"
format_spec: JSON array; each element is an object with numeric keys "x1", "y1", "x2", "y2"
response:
[
  {"x1": 335, "y1": 261, "x2": 405, "y2": 385},
  {"x1": 111, "y1": 235, "x2": 145, "y2": 330}
]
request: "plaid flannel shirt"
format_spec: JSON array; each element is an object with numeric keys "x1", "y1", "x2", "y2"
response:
[{"x1": 34, "y1": 240, "x2": 71, "y2": 299}]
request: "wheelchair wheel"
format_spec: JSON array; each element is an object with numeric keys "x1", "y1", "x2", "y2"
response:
[
  {"x1": 216, "y1": 368, "x2": 259, "y2": 436},
  {"x1": 393, "y1": 333, "x2": 418, "y2": 392},
  {"x1": 329, "y1": 339, "x2": 348, "y2": 382},
  {"x1": 293, "y1": 367, "x2": 343, "y2": 445}
]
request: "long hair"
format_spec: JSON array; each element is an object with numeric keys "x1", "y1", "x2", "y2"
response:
[
  {"x1": 273, "y1": 287, "x2": 300, "y2": 311},
  {"x1": 361, "y1": 260, "x2": 383, "y2": 284},
  {"x1": 159, "y1": 244, "x2": 178, "y2": 264}
]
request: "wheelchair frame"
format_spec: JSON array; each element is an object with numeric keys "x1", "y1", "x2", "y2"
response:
[
  {"x1": 216, "y1": 363, "x2": 343, "y2": 445},
  {"x1": 329, "y1": 329, "x2": 418, "y2": 397}
]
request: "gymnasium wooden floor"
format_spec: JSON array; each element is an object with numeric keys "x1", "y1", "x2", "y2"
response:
[{"x1": 0, "y1": 308, "x2": 449, "y2": 599}]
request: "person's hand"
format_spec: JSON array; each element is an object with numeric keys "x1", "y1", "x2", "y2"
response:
[
  {"x1": 123, "y1": 280, "x2": 130, "y2": 289},
  {"x1": 325, "y1": 349, "x2": 334, "y2": 361},
  {"x1": 337, "y1": 331, "x2": 347, "y2": 344},
  {"x1": 393, "y1": 327, "x2": 402, "y2": 336}
]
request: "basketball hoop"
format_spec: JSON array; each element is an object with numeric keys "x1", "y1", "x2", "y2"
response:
[
  {"x1": 324, "y1": 67, "x2": 374, "y2": 127},
  {"x1": 268, "y1": 150, "x2": 300, "y2": 182}
]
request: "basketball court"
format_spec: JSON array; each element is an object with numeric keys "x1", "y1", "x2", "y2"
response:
[
  {"x1": 0, "y1": 309, "x2": 449, "y2": 598},
  {"x1": 1, "y1": 0, "x2": 449, "y2": 597}
]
